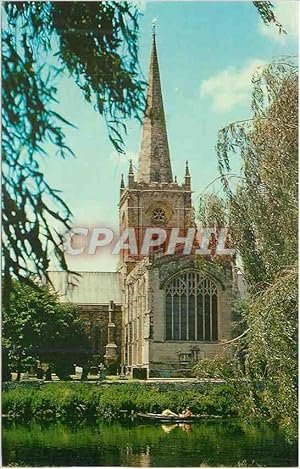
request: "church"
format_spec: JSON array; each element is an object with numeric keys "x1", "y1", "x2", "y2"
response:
[{"x1": 50, "y1": 32, "x2": 239, "y2": 378}]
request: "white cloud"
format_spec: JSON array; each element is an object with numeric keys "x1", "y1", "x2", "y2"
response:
[
  {"x1": 110, "y1": 150, "x2": 139, "y2": 168},
  {"x1": 259, "y1": 1, "x2": 299, "y2": 42},
  {"x1": 200, "y1": 59, "x2": 265, "y2": 112}
]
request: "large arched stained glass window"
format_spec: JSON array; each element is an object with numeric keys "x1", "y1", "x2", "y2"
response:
[{"x1": 165, "y1": 271, "x2": 218, "y2": 341}]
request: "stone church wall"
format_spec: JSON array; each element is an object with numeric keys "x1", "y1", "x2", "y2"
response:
[
  {"x1": 147, "y1": 255, "x2": 234, "y2": 377},
  {"x1": 80, "y1": 305, "x2": 122, "y2": 366}
]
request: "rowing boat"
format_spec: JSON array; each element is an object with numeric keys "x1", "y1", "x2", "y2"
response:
[{"x1": 136, "y1": 412, "x2": 207, "y2": 422}]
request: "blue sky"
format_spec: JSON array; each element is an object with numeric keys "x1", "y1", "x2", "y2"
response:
[{"x1": 41, "y1": 1, "x2": 298, "y2": 271}]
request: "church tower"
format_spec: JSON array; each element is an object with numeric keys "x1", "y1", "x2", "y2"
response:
[
  {"x1": 119, "y1": 31, "x2": 233, "y2": 377},
  {"x1": 119, "y1": 31, "x2": 193, "y2": 275}
]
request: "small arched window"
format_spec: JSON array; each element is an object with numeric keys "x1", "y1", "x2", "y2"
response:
[{"x1": 165, "y1": 271, "x2": 218, "y2": 341}]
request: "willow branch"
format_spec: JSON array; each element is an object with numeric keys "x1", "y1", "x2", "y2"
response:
[{"x1": 221, "y1": 328, "x2": 250, "y2": 345}]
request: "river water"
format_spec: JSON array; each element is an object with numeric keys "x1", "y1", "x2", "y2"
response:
[{"x1": 3, "y1": 419, "x2": 297, "y2": 467}]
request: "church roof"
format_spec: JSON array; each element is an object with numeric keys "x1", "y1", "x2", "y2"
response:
[
  {"x1": 137, "y1": 32, "x2": 173, "y2": 184},
  {"x1": 48, "y1": 271, "x2": 122, "y2": 305}
]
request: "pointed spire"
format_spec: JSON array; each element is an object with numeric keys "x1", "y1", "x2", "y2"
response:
[
  {"x1": 137, "y1": 32, "x2": 173, "y2": 184},
  {"x1": 185, "y1": 160, "x2": 191, "y2": 189},
  {"x1": 128, "y1": 159, "x2": 134, "y2": 188},
  {"x1": 120, "y1": 173, "x2": 125, "y2": 189},
  {"x1": 185, "y1": 160, "x2": 190, "y2": 178},
  {"x1": 129, "y1": 159, "x2": 134, "y2": 175}
]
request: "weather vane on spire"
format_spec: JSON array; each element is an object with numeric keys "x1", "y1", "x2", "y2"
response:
[{"x1": 152, "y1": 17, "x2": 157, "y2": 35}]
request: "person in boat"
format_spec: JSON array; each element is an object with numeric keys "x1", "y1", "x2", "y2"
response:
[
  {"x1": 179, "y1": 407, "x2": 193, "y2": 418},
  {"x1": 161, "y1": 409, "x2": 179, "y2": 417},
  {"x1": 161, "y1": 407, "x2": 193, "y2": 418}
]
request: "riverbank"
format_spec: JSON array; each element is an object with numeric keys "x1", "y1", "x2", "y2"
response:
[{"x1": 2, "y1": 382, "x2": 238, "y2": 421}]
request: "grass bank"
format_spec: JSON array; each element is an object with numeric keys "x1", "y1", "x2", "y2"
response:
[{"x1": 2, "y1": 382, "x2": 238, "y2": 422}]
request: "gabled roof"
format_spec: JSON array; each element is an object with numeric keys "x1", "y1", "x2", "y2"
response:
[{"x1": 48, "y1": 271, "x2": 122, "y2": 305}]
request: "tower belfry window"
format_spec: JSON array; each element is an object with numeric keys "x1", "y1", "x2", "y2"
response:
[{"x1": 165, "y1": 272, "x2": 218, "y2": 341}]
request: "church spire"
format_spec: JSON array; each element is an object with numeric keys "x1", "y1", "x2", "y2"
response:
[
  {"x1": 185, "y1": 160, "x2": 190, "y2": 178},
  {"x1": 185, "y1": 160, "x2": 191, "y2": 189},
  {"x1": 128, "y1": 159, "x2": 134, "y2": 188},
  {"x1": 120, "y1": 173, "x2": 125, "y2": 192},
  {"x1": 137, "y1": 31, "x2": 173, "y2": 184}
]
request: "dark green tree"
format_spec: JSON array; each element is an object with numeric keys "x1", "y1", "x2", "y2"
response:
[{"x1": 2, "y1": 280, "x2": 92, "y2": 380}]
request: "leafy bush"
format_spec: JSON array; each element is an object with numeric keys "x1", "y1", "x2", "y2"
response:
[{"x1": 2, "y1": 382, "x2": 238, "y2": 422}]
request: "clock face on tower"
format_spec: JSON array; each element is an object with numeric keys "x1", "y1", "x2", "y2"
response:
[{"x1": 152, "y1": 208, "x2": 166, "y2": 224}]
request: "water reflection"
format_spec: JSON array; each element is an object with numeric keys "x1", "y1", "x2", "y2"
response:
[
  {"x1": 161, "y1": 423, "x2": 192, "y2": 434},
  {"x1": 121, "y1": 445, "x2": 151, "y2": 467},
  {"x1": 3, "y1": 419, "x2": 297, "y2": 467}
]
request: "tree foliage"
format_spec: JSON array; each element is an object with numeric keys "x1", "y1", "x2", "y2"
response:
[
  {"x1": 2, "y1": 280, "x2": 92, "y2": 380},
  {"x1": 198, "y1": 194, "x2": 229, "y2": 230},
  {"x1": 196, "y1": 58, "x2": 298, "y2": 440},
  {"x1": 245, "y1": 266, "x2": 297, "y2": 441},
  {"x1": 253, "y1": 1, "x2": 286, "y2": 34},
  {"x1": 194, "y1": 354, "x2": 240, "y2": 381},
  {"x1": 217, "y1": 57, "x2": 297, "y2": 289},
  {"x1": 2, "y1": 1, "x2": 145, "y2": 297}
]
